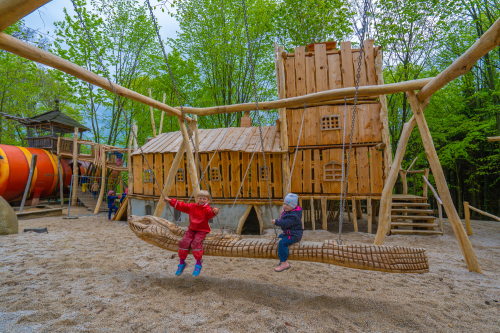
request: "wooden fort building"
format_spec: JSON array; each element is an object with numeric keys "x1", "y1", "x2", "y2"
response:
[{"x1": 129, "y1": 40, "x2": 392, "y2": 234}]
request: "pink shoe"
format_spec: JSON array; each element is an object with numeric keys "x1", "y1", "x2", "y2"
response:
[{"x1": 274, "y1": 261, "x2": 290, "y2": 272}]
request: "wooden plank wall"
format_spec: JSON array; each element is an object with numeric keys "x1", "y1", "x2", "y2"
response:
[
  {"x1": 283, "y1": 41, "x2": 384, "y2": 197},
  {"x1": 286, "y1": 104, "x2": 381, "y2": 146},
  {"x1": 289, "y1": 147, "x2": 384, "y2": 195},
  {"x1": 133, "y1": 152, "x2": 283, "y2": 199}
]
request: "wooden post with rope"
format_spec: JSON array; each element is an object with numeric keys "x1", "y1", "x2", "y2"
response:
[{"x1": 148, "y1": 88, "x2": 157, "y2": 138}]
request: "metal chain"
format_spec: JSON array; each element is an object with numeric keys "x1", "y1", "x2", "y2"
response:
[
  {"x1": 285, "y1": 103, "x2": 306, "y2": 196},
  {"x1": 338, "y1": 0, "x2": 371, "y2": 245},
  {"x1": 240, "y1": 0, "x2": 276, "y2": 238},
  {"x1": 70, "y1": 0, "x2": 177, "y2": 220}
]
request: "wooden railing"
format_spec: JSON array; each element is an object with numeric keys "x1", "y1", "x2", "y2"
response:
[
  {"x1": 422, "y1": 175, "x2": 443, "y2": 232},
  {"x1": 464, "y1": 202, "x2": 500, "y2": 236}
]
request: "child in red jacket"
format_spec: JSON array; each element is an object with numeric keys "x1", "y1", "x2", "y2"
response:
[{"x1": 164, "y1": 190, "x2": 219, "y2": 276}]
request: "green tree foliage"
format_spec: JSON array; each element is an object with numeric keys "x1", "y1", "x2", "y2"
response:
[{"x1": 0, "y1": 22, "x2": 77, "y2": 145}]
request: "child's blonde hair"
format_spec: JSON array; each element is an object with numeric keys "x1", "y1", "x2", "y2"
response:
[{"x1": 196, "y1": 190, "x2": 211, "y2": 199}]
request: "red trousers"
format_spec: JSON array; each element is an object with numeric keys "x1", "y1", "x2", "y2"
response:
[{"x1": 178, "y1": 229, "x2": 207, "y2": 260}]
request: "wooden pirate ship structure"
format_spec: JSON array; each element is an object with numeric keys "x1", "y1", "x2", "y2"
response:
[{"x1": 2, "y1": 0, "x2": 499, "y2": 273}]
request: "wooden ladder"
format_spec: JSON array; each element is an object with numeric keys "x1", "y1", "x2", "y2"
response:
[{"x1": 390, "y1": 201, "x2": 443, "y2": 235}]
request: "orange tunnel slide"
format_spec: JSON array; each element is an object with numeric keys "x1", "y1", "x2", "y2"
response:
[{"x1": 0, "y1": 144, "x2": 91, "y2": 203}]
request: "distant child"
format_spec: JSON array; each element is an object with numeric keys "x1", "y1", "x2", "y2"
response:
[
  {"x1": 120, "y1": 188, "x2": 128, "y2": 204},
  {"x1": 164, "y1": 190, "x2": 219, "y2": 277},
  {"x1": 107, "y1": 190, "x2": 119, "y2": 220},
  {"x1": 91, "y1": 181, "x2": 99, "y2": 199},
  {"x1": 271, "y1": 193, "x2": 303, "y2": 272}
]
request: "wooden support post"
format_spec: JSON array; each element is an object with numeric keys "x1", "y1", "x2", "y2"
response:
[
  {"x1": 375, "y1": 116, "x2": 417, "y2": 244},
  {"x1": 275, "y1": 43, "x2": 290, "y2": 198},
  {"x1": 356, "y1": 200, "x2": 362, "y2": 218},
  {"x1": 94, "y1": 146, "x2": 106, "y2": 214},
  {"x1": 422, "y1": 168, "x2": 430, "y2": 198},
  {"x1": 119, "y1": 172, "x2": 124, "y2": 194},
  {"x1": 194, "y1": 115, "x2": 200, "y2": 180},
  {"x1": 310, "y1": 197, "x2": 315, "y2": 230},
  {"x1": 148, "y1": 88, "x2": 157, "y2": 137},
  {"x1": 133, "y1": 122, "x2": 138, "y2": 151},
  {"x1": 321, "y1": 196, "x2": 327, "y2": 230},
  {"x1": 178, "y1": 117, "x2": 199, "y2": 197},
  {"x1": 71, "y1": 127, "x2": 79, "y2": 206},
  {"x1": 128, "y1": 131, "x2": 133, "y2": 195},
  {"x1": 407, "y1": 91, "x2": 481, "y2": 273},
  {"x1": 159, "y1": 92, "x2": 166, "y2": 135},
  {"x1": 58, "y1": 156, "x2": 64, "y2": 207},
  {"x1": 153, "y1": 120, "x2": 198, "y2": 217},
  {"x1": 399, "y1": 170, "x2": 408, "y2": 194},
  {"x1": 351, "y1": 197, "x2": 358, "y2": 232},
  {"x1": 19, "y1": 154, "x2": 37, "y2": 213},
  {"x1": 299, "y1": 197, "x2": 304, "y2": 229},
  {"x1": 367, "y1": 197, "x2": 372, "y2": 234},
  {"x1": 236, "y1": 205, "x2": 253, "y2": 235},
  {"x1": 374, "y1": 47, "x2": 393, "y2": 178}
]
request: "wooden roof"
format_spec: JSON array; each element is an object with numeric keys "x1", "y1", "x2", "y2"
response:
[{"x1": 133, "y1": 126, "x2": 282, "y2": 155}]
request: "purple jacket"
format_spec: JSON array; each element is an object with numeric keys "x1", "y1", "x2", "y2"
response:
[{"x1": 275, "y1": 206, "x2": 303, "y2": 241}]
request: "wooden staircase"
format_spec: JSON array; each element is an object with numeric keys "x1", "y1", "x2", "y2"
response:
[{"x1": 390, "y1": 201, "x2": 443, "y2": 235}]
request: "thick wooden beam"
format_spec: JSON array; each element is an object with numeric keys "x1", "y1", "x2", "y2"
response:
[
  {"x1": 407, "y1": 91, "x2": 481, "y2": 273},
  {"x1": 94, "y1": 146, "x2": 106, "y2": 215},
  {"x1": 351, "y1": 197, "x2": 358, "y2": 232},
  {"x1": 487, "y1": 136, "x2": 500, "y2": 142},
  {"x1": 0, "y1": 33, "x2": 190, "y2": 121},
  {"x1": 153, "y1": 120, "x2": 197, "y2": 217},
  {"x1": 464, "y1": 201, "x2": 472, "y2": 236},
  {"x1": 321, "y1": 196, "x2": 327, "y2": 230},
  {"x1": 71, "y1": 127, "x2": 79, "y2": 206},
  {"x1": 176, "y1": 78, "x2": 434, "y2": 116},
  {"x1": 0, "y1": 0, "x2": 51, "y2": 31},
  {"x1": 417, "y1": 17, "x2": 500, "y2": 101},
  {"x1": 374, "y1": 116, "x2": 417, "y2": 244}
]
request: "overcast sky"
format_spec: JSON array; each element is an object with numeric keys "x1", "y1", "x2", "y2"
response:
[{"x1": 23, "y1": 0, "x2": 180, "y2": 49}]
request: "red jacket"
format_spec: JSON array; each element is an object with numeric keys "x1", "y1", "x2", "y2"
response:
[{"x1": 169, "y1": 198, "x2": 217, "y2": 233}]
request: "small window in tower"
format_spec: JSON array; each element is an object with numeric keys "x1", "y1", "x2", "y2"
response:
[
  {"x1": 324, "y1": 161, "x2": 343, "y2": 181},
  {"x1": 211, "y1": 167, "x2": 220, "y2": 181},
  {"x1": 260, "y1": 166, "x2": 269, "y2": 180},
  {"x1": 321, "y1": 115, "x2": 341, "y2": 131},
  {"x1": 176, "y1": 168, "x2": 185, "y2": 182},
  {"x1": 144, "y1": 169, "x2": 153, "y2": 183}
]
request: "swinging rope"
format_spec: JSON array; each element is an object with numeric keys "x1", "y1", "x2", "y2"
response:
[{"x1": 338, "y1": 0, "x2": 371, "y2": 244}]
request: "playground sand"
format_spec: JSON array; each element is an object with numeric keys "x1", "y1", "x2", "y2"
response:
[{"x1": 1, "y1": 214, "x2": 499, "y2": 332}]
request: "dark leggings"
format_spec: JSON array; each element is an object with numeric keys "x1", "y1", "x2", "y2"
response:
[
  {"x1": 278, "y1": 233, "x2": 300, "y2": 262},
  {"x1": 108, "y1": 205, "x2": 118, "y2": 219}
]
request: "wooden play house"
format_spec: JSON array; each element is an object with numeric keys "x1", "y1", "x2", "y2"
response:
[{"x1": 129, "y1": 40, "x2": 392, "y2": 233}]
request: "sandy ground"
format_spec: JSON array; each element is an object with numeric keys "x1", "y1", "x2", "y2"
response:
[{"x1": 1, "y1": 213, "x2": 499, "y2": 333}]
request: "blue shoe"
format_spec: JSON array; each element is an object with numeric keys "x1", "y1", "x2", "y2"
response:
[
  {"x1": 193, "y1": 264, "x2": 202, "y2": 277},
  {"x1": 175, "y1": 263, "x2": 187, "y2": 276}
]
